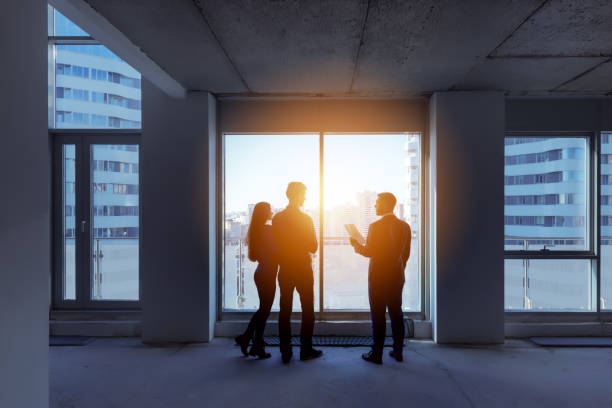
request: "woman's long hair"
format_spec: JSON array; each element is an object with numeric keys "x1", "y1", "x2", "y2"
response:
[{"x1": 246, "y1": 202, "x2": 271, "y2": 262}]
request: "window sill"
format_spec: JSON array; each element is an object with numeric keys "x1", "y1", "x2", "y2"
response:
[{"x1": 215, "y1": 319, "x2": 433, "y2": 339}]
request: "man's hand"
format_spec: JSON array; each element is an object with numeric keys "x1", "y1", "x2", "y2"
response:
[{"x1": 349, "y1": 237, "x2": 359, "y2": 247}]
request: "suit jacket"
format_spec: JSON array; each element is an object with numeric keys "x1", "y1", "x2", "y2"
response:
[
  {"x1": 355, "y1": 214, "x2": 411, "y2": 286},
  {"x1": 272, "y1": 206, "x2": 318, "y2": 276}
]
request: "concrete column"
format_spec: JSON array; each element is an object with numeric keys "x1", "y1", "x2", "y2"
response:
[
  {"x1": 429, "y1": 92, "x2": 505, "y2": 344},
  {"x1": 141, "y1": 81, "x2": 217, "y2": 342},
  {"x1": 0, "y1": 1, "x2": 50, "y2": 406}
]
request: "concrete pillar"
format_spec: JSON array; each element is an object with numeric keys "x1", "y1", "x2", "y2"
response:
[
  {"x1": 429, "y1": 92, "x2": 505, "y2": 344},
  {"x1": 0, "y1": 0, "x2": 50, "y2": 406},
  {"x1": 141, "y1": 81, "x2": 217, "y2": 342}
]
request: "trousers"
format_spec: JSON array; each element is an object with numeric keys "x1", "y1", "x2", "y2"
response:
[{"x1": 278, "y1": 267, "x2": 314, "y2": 353}]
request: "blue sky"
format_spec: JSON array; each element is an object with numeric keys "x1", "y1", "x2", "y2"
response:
[{"x1": 225, "y1": 134, "x2": 410, "y2": 213}]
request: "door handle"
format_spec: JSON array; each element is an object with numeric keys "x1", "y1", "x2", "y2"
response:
[{"x1": 81, "y1": 220, "x2": 87, "y2": 233}]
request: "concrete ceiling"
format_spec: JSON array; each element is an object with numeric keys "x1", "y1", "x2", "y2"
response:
[{"x1": 84, "y1": 0, "x2": 612, "y2": 96}]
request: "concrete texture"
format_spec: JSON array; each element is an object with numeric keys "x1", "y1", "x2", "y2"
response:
[
  {"x1": 77, "y1": 0, "x2": 612, "y2": 94},
  {"x1": 352, "y1": 0, "x2": 541, "y2": 93},
  {"x1": 50, "y1": 338, "x2": 612, "y2": 407},
  {"x1": 198, "y1": 0, "x2": 366, "y2": 94},
  {"x1": 83, "y1": 0, "x2": 245, "y2": 92},
  {"x1": 51, "y1": 0, "x2": 185, "y2": 98},
  {"x1": 141, "y1": 82, "x2": 217, "y2": 342},
  {"x1": 558, "y1": 60, "x2": 612, "y2": 92},
  {"x1": 429, "y1": 93, "x2": 505, "y2": 344},
  {"x1": 218, "y1": 98, "x2": 427, "y2": 133},
  {"x1": 494, "y1": 0, "x2": 612, "y2": 57},
  {"x1": 506, "y1": 97, "x2": 612, "y2": 131},
  {"x1": 458, "y1": 57, "x2": 607, "y2": 91},
  {"x1": 0, "y1": 1, "x2": 50, "y2": 407}
]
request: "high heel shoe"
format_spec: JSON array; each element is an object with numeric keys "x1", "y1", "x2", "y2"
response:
[
  {"x1": 248, "y1": 344, "x2": 271, "y2": 359},
  {"x1": 234, "y1": 334, "x2": 250, "y2": 356}
]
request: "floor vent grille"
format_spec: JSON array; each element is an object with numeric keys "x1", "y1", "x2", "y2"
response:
[{"x1": 263, "y1": 336, "x2": 399, "y2": 347}]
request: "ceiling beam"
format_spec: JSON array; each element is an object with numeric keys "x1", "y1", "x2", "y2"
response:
[{"x1": 50, "y1": 0, "x2": 186, "y2": 98}]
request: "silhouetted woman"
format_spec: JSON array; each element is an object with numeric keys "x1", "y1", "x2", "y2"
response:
[{"x1": 235, "y1": 202, "x2": 278, "y2": 359}]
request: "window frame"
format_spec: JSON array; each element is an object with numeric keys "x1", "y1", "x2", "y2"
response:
[
  {"x1": 217, "y1": 131, "x2": 428, "y2": 321},
  {"x1": 504, "y1": 131, "x2": 599, "y2": 314},
  {"x1": 48, "y1": 6, "x2": 141, "y2": 131},
  {"x1": 52, "y1": 130, "x2": 141, "y2": 310}
]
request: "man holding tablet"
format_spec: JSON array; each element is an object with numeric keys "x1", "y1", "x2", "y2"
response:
[{"x1": 349, "y1": 192, "x2": 411, "y2": 364}]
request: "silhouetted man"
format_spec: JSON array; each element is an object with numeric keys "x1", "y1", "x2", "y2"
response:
[
  {"x1": 272, "y1": 182, "x2": 322, "y2": 363},
  {"x1": 350, "y1": 192, "x2": 411, "y2": 364}
]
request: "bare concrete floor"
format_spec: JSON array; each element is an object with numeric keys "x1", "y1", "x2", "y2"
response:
[{"x1": 50, "y1": 338, "x2": 612, "y2": 408}]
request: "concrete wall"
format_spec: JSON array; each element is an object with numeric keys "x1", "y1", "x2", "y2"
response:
[
  {"x1": 141, "y1": 81, "x2": 216, "y2": 342},
  {"x1": 506, "y1": 97, "x2": 612, "y2": 132},
  {"x1": 0, "y1": 0, "x2": 50, "y2": 406},
  {"x1": 430, "y1": 92, "x2": 505, "y2": 344},
  {"x1": 219, "y1": 98, "x2": 426, "y2": 133}
]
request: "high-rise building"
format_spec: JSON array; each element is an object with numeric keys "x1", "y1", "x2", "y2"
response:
[
  {"x1": 357, "y1": 190, "x2": 377, "y2": 236},
  {"x1": 404, "y1": 133, "x2": 420, "y2": 231}
]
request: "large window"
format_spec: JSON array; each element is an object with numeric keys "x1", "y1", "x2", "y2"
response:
[
  {"x1": 504, "y1": 134, "x2": 594, "y2": 311},
  {"x1": 48, "y1": 6, "x2": 141, "y2": 129},
  {"x1": 50, "y1": 10, "x2": 141, "y2": 309},
  {"x1": 223, "y1": 133, "x2": 422, "y2": 314}
]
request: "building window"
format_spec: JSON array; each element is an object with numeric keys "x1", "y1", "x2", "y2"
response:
[
  {"x1": 222, "y1": 133, "x2": 422, "y2": 313},
  {"x1": 55, "y1": 139, "x2": 140, "y2": 308},
  {"x1": 504, "y1": 134, "x2": 593, "y2": 311},
  {"x1": 48, "y1": 6, "x2": 141, "y2": 129}
]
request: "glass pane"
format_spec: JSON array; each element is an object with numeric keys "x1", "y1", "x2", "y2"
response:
[
  {"x1": 504, "y1": 137, "x2": 589, "y2": 251},
  {"x1": 53, "y1": 44, "x2": 141, "y2": 129},
  {"x1": 63, "y1": 145, "x2": 76, "y2": 300},
  {"x1": 601, "y1": 132, "x2": 612, "y2": 309},
  {"x1": 53, "y1": 8, "x2": 90, "y2": 37},
  {"x1": 91, "y1": 145, "x2": 139, "y2": 300},
  {"x1": 224, "y1": 134, "x2": 320, "y2": 311},
  {"x1": 504, "y1": 259, "x2": 525, "y2": 310},
  {"x1": 323, "y1": 134, "x2": 421, "y2": 311},
  {"x1": 506, "y1": 259, "x2": 591, "y2": 311},
  {"x1": 528, "y1": 259, "x2": 591, "y2": 311}
]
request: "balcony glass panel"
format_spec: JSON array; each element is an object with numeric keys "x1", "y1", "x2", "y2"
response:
[{"x1": 506, "y1": 259, "x2": 591, "y2": 311}]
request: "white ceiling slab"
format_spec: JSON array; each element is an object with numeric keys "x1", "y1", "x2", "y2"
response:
[
  {"x1": 457, "y1": 57, "x2": 607, "y2": 92},
  {"x1": 85, "y1": 0, "x2": 246, "y2": 92},
  {"x1": 493, "y1": 0, "x2": 612, "y2": 56},
  {"x1": 198, "y1": 0, "x2": 366, "y2": 94},
  {"x1": 352, "y1": 0, "x2": 543, "y2": 93}
]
